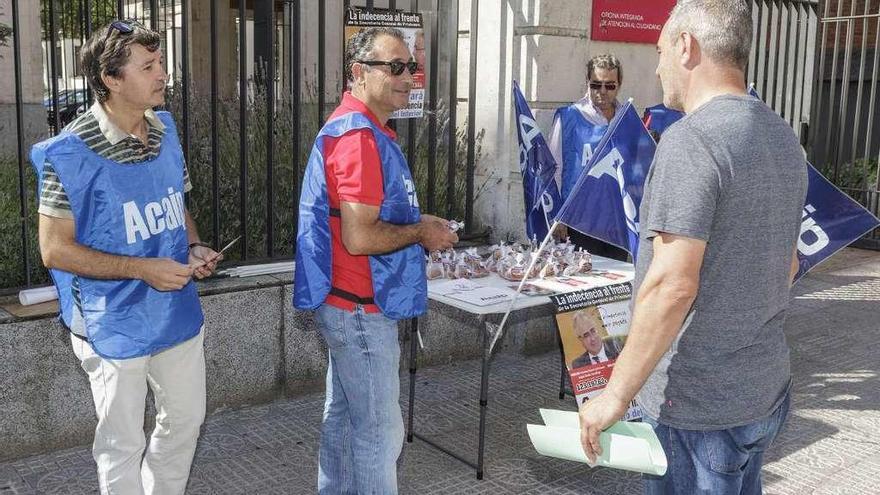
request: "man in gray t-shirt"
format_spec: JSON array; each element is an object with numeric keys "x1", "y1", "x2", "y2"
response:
[
  {"x1": 634, "y1": 94, "x2": 807, "y2": 429},
  {"x1": 578, "y1": 2, "x2": 808, "y2": 493}
]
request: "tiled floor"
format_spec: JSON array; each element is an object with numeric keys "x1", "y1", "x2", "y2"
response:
[{"x1": 2, "y1": 249, "x2": 878, "y2": 494}]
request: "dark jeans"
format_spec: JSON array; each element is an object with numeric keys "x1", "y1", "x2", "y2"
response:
[
  {"x1": 569, "y1": 229, "x2": 629, "y2": 262},
  {"x1": 642, "y1": 390, "x2": 791, "y2": 495}
]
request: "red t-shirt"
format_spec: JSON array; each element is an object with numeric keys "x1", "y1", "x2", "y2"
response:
[{"x1": 322, "y1": 92, "x2": 397, "y2": 313}]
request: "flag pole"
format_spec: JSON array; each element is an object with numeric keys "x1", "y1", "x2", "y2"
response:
[{"x1": 487, "y1": 220, "x2": 561, "y2": 354}]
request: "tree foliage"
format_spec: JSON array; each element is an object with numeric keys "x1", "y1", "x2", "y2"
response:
[
  {"x1": 40, "y1": 0, "x2": 119, "y2": 41},
  {"x1": 0, "y1": 23, "x2": 11, "y2": 49},
  {"x1": 0, "y1": 5, "x2": 12, "y2": 50}
]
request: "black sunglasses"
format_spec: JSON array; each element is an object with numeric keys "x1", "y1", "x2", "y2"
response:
[
  {"x1": 103, "y1": 19, "x2": 137, "y2": 43},
  {"x1": 589, "y1": 80, "x2": 618, "y2": 91},
  {"x1": 357, "y1": 60, "x2": 419, "y2": 76}
]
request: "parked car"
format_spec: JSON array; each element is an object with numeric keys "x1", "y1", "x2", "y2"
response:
[{"x1": 44, "y1": 89, "x2": 89, "y2": 131}]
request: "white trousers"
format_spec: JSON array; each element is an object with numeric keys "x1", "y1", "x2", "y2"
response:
[{"x1": 71, "y1": 329, "x2": 206, "y2": 495}]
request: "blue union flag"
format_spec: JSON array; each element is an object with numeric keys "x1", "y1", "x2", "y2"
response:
[
  {"x1": 796, "y1": 164, "x2": 880, "y2": 278},
  {"x1": 748, "y1": 87, "x2": 880, "y2": 279},
  {"x1": 513, "y1": 81, "x2": 563, "y2": 241},
  {"x1": 554, "y1": 102, "x2": 655, "y2": 261}
]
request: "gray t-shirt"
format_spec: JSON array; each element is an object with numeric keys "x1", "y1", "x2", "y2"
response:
[{"x1": 634, "y1": 95, "x2": 808, "y2": 430}]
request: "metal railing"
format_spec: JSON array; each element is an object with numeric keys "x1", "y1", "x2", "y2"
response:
[
  {"x1": 0, "y1": 0, "x2": 482, "y2": 292},
  {"x1": 747, "y1": 0, "x2": 821, "y2": 144},
  {"x1": 808, "y1": 0, "x2": 880, "y2": 247}
]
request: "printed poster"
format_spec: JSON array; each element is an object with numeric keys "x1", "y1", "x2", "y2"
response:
[
  {"x1": 552, "y1": 282, "x2": 642, "y2": 421},
  {"x1": 345, "y1": 7, "x2": 425, "y2": 119}
]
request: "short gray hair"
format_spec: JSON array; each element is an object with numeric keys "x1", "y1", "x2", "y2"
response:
[
  {"x1": 666, "y1": 0, "x2": 752, "y2": 70},
  {"x1": 586, "y1": 54, "x2": 623, "y2": 84},
  {"x1": 344, "y1": 27, "x2": 406, "y2": 82}
]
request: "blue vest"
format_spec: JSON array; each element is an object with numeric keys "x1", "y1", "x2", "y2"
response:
[
  {"x1": 30, "y1": 111, "x2": 203, "y2": 359},
  {"x1": 293, "y1": 112, "x2": 427, "y2": 320},
  {"x1": 643, "y1": 104, "x2": 685, "y2": 137},
  {"x1": 555, "y1": 106, "x2": 609, "y2": 199}
]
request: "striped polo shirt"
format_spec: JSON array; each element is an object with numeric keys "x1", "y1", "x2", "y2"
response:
[{"x1": 38, "y1": 101, "x2": 192, "y2": 218}]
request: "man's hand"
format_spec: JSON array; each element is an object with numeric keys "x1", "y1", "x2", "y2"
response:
[
  {"x1": 578, "y1": 388, "x2": 629, "y2": 463},
  {"x1": 136, "y1": 258, "x2": 193, "y2": 291},
  {"x1": 418, "y1": 214, "x2": 458, "y2": 251},
  {"x1": 188, "y1": 245, "x2": 222, "y2": 279}
]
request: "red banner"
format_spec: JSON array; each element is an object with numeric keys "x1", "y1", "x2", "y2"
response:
[{"x1": 591, "y1": 0, "x2": 676, "y2": 44}]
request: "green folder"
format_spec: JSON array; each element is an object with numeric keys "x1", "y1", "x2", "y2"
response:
[{"x1": 526, "y1": 408, "x2": 667, "y2": 476}]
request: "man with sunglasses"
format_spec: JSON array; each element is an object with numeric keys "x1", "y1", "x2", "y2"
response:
[
  {"x1": 294, "y1": 27, "x2": 457, "y2": 494},
  {"x1": 31, "y1": 20, "x2": 218, "y2": 494},
  {"x1": 548, "y1": 54, "x2": 629, "y2": 261}
]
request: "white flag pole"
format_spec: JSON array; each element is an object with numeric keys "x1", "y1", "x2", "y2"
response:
[{"x1": 487, "y1": 220, "x2": 560, "y2": 354}]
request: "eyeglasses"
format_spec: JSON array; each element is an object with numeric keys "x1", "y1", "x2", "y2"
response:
[
  {"x1": 103, "y1": 19, "x2": 138, "y2": 43},
  {"x1": 588, "y1": 81, "x2": 618, "y2": 91},
  {"x1": 357, "y1": 60, "x2": 419, "y2": 76}
]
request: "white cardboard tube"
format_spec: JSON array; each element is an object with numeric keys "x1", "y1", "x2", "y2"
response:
[{"x1": 18, "y1": 286, "x2": 59, "y2": 306}]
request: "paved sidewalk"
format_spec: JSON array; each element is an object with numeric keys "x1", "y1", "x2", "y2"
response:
[{"x1": 1, "y1": 248, "x2": 878, "y2": 494}]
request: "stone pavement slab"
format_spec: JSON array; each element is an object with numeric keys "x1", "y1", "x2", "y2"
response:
[{"x1": 1, "y1": 248, "x2": 878, "y2": 494}]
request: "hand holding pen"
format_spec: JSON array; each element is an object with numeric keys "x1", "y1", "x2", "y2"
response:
[{"x1": 189, "y1": 236, "x2": 240, "y2": 279}]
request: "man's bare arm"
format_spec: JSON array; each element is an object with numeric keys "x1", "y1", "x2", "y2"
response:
[
  {"x1": 789, "y1": 246, "x2": 800, "y2": 285},
  {"x1": 339, "y1": 201, "x2": 457, "y2": 255},
  {"x1": 603, "y1": 233, "x2": 705, "y2": 403},
  {"x1": 579, "y1": 233, "x2": 705, "y2": 460},
  {"x1": 38, "y1": 214, "x2": 193, "y2": 291}
]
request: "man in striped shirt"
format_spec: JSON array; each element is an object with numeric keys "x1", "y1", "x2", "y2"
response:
[
  {"x1": 33, "y1": 20, "x2": 217, "y2": 495},
  {"x1": 39, "y1": 100, "x2": 195, "y2": 311}
]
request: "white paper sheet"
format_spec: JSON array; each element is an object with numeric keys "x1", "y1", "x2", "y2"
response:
[
  {"x1": 444, "y1": 286, "x2": 517, "y2": 307},
  {"x1": 428, "y1": 278, "x2": 485, "y2": 296},
  {"x1": 527, "y1": 408, "x2": 667, "y2": 476}
]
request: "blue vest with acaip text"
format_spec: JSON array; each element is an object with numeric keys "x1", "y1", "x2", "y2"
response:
[
  {"x1": 293, "y1": 112, "x2": 427, "y2": 320},
  {"x1": 29, "y1": 111, "x2": 203, "y2": 359},
  {"x1": 556, "y1": 106, "x2": 609, "y2": 199}
]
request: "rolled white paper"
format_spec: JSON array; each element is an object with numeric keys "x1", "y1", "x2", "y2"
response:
[{"x1": 18, "y1": 286, "x2": 59, "y2": 306}]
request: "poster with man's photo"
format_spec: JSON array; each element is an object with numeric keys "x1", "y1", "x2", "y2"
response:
[
  {"x1": 344, "y1": 7, "x2": 425, "y2": 119},
  {"x1": 552, "y1": 282, "x2": 642, "y2": 421}
]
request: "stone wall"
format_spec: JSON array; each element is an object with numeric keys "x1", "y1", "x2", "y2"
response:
[{"x1": 0, "y1": 276, "x2": 560, "y2": 462}]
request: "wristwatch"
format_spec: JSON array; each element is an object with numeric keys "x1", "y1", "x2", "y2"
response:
[{"x1": 188, "y1": 241, "x2": 211, "y2": 250}]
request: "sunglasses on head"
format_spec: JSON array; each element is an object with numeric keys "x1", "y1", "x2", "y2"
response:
[
  {"x1": 103, "y1": 19, "x2": 138, "y2": 43},
  {"x1": 357, "y1": 60, "x2": 419, "y2": 76},
  {"x1": 589, "y1": 81, "x2": 618, "y2": 91}
]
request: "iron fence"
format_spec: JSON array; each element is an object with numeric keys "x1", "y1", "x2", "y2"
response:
[
  {"x1": 5, "y1": 0, "x2": 873, "y2": 294},
  {"x1": 0, "y1": 0, "x2": 482, "y2": 292},
  {"x1": 747, "y1": 0, "x2": 821, "y2": 145},
  {"x1": 808, "y1": 0, "x2": 880, "y2": 247}
]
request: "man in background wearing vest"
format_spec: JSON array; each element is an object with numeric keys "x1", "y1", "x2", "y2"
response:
[
  {"x1": 293, "y1": 27, "x2": 458, "y2": 494},
  {"x1": 31, "y1": 20, "x2": 219, "y2": 495},
  {"x1": 577, "y1": 1, "x2": 807, "y2": 493},
  {"x1": 548, "y1": 54, "x2": 629, "y2": 261}
]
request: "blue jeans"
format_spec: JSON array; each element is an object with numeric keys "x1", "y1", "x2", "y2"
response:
[
  {"x1": 315, "y1": 304, "x2": 404, "y2": 495},
  {"x1": 643, "y1": 389, "x2": 791, "y2": 495}
]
